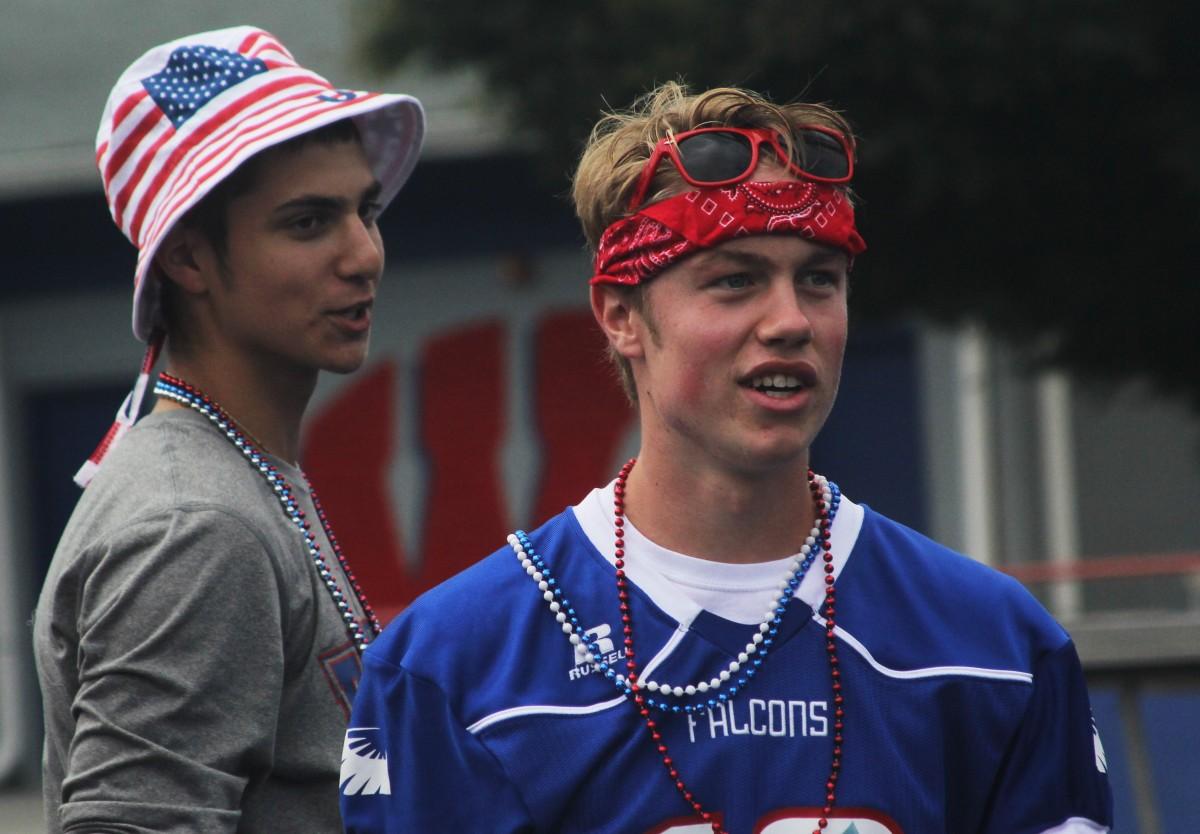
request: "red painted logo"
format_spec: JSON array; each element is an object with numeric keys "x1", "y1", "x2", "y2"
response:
[{"x1": 303, "y1": 310, "x2": 634, "y2": 623}]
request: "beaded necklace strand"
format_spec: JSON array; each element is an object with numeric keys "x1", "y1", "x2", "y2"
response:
[
  {"x1": 509, "y1": 459, "x2": 845, "y2": 834},
  {"x1": 509, "y1": 477, "x2": 839, "y2": 715},
  {"x1": 154, "y1": 372, "x2": 381, "y2": 652}
]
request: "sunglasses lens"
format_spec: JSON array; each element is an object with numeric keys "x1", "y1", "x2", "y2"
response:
[
  {"x1": 796, "y1": 130, "x2": 850, "y2": 180},
  {"x1": 675, "y1": 131, "x2": 756, "y2": 184}
]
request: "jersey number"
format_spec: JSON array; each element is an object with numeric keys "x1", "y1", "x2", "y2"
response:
[{"x1": 649, "y1": 808, "x2": 902, "y2": 833}]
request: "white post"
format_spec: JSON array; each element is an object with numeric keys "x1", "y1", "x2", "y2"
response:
[
  {"x1": 502, "y1": 294, "x2": 540, "y2": 530},
  {"x1": 956, "y1": 324, "x2": 997, "y2": 566},
  {"x1": 1036, "y1": 372, "x2": 1083, "y2": 621},
  {"x1": 0, "y1": 324, "x2": 29, "y2": 781}
]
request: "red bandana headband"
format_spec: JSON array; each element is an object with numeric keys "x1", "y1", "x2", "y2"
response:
[{"x1": 590, "y1": 180, "x2": 866, "y2": 286}]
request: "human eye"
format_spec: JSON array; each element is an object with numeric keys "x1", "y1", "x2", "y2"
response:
[
  {"x1": 799, "y1": 269, "x2": 842, "y2": 292},
  {"x1": 712, "y1": 273, "x2": 755, "y2": 291},
  {"x1": 359, "y1": 200, "x2": 384, "y2": 226},
  {"x1": 284, "y1": 211, "x2": 330, "y2": 238}
]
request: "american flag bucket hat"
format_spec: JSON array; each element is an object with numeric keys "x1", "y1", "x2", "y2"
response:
[
  {"x1": 77, "y1": 25, "x2": 424, "y2": 487},
  {"x1": 98, "y1": 25, "x2": 425, "y2": 341}
]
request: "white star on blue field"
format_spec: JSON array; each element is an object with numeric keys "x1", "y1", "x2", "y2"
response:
[{"x1": 142, "y1": 45, "x2": 268, "y2": 127}]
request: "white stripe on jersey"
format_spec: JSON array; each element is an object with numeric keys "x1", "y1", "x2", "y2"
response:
[
  {"x1": 822, "y1": 618, "x2": 1035, "y2": 683},
  {"x1": 467, "y1": 695, "x2": 626, "y2": 735}
]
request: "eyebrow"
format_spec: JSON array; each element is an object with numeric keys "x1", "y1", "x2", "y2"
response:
[
  {"x1": 797, "y1": 249, "x2": 848, "y2": 269},
  {"x1": 690, "y1": 245, "x2": 848, "y2": 271},
  {"x1": 272, "y1": 180, "x2": 383, "y2": 215},
  {"x1": 689, "y1": 249, "x2": 772, "y2": 270}
]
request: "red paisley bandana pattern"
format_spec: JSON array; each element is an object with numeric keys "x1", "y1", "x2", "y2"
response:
[{"x1": 590, "y1": 181, "x2": 866, "y2": 286}]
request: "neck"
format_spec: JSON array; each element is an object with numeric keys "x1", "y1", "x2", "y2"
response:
[
  {"x1": 623, "y1": 444, "x2": 817, "y2": 565},
  {"x1": 153, "y1": 352, "x2": 317, "y2": 464}
]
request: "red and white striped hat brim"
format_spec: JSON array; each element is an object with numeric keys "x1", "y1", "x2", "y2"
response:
[{"x1": 96, "y1": 25, "x2": 425, "y2": 341}]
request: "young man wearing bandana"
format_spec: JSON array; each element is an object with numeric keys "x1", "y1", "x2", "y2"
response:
[
  {"x1": 341, "y1": 83, "x2": 1112, "y2": 834},
  {"x1": 32, "y1": 27, "x2": 423, "y2": 833}
]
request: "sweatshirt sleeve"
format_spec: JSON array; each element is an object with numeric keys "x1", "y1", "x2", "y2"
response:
[
  {"x1": 57, "y1": 508, "x2": 289, "y2": 834},
  {"x1": 341, "y1": 651, "x2": 535, "y2": 834}
]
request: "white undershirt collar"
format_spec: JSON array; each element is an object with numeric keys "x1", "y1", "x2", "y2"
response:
[{"x1": 571, "y1": 479, "x2": 864, "y2": 626}]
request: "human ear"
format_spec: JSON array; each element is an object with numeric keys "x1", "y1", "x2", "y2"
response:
[
  {"x1": 153, "y1": 225, "x2": 208, "y2": 296},
  {"x1": 590, "y1": 284, "x2": 646, "y2": 360}
]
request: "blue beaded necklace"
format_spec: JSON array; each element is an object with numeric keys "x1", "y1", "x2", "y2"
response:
[
  {"x1": 507, "y1": 471, "x2": 840, "y2": 715},
  {"x1": 155, "y1": 372, "x2": 381, "y2": 652}
]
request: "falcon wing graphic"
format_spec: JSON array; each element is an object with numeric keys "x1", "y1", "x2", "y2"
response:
[{"x1": 341, "y1": 727, "x2": 391, "y2": 796}]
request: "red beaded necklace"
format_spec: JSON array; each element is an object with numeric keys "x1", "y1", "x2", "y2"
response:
[{"x1": 614, "y1": 458, "x2": 844, "y2": 834}]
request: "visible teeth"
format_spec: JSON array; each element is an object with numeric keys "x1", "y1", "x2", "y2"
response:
[{"x1": 751, "y1": 374, "x2": 802, "y2": 390}]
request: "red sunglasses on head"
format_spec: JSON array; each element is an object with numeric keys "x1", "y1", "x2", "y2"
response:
[{"x1": 628, "y1": 125, "x2": 855, "y2": 211}]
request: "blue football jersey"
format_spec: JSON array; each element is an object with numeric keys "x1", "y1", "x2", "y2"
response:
[{"x1": 341, "y1": 491, "x2": 1112, "y2": 834}]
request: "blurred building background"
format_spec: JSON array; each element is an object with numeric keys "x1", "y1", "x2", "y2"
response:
[{"x1": 1, "y1": 2, "x2": 1197, "y2": 831}]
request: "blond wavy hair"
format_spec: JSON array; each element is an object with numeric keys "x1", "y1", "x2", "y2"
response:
[{"x1": 571, "y1": 81, "x2": 855, "y2": 252}]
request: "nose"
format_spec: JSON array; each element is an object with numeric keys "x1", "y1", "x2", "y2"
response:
[
  {"x1": 756, "y1": 279, "x2": 813, "y2": 347},
  {"x1": 337, "y1": 215, "x2": 385, "y2": 283}
]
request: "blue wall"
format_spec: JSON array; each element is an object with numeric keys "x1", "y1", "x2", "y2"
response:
[{"x1": 814, "y1": 321, "x2": 927, "y2": 532}]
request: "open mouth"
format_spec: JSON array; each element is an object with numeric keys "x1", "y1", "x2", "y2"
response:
[
  {"x1": 746, "y1": 373, "x2": 809, "y2": 399},
  {"x1": 332, "y1": 302, "x2": 371, "y2": 321}
]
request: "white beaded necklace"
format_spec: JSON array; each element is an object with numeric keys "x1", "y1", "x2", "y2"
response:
[{"x1": 630, "y1": 475, "x2": 833, "y2": 698}]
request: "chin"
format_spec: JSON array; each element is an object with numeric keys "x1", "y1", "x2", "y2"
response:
[
  {"x1": 745, "y1": 435, "x2": 815, "y2": 466},
  {"x1": 323, "y1": 352, "x2": 370, "y2": 375}
]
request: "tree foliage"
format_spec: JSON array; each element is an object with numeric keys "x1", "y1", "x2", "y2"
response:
[{"x1": 362, "y1": 0, "x2": 1200, "y2": 409}]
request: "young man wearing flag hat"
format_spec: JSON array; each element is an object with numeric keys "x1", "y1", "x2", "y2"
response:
[
  {"x1": 32, "y1": 26, "x2": 423, "y2": 832},
  {"x1": 341, "y1": 82, "x2": 1112, "y2": 834}
]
